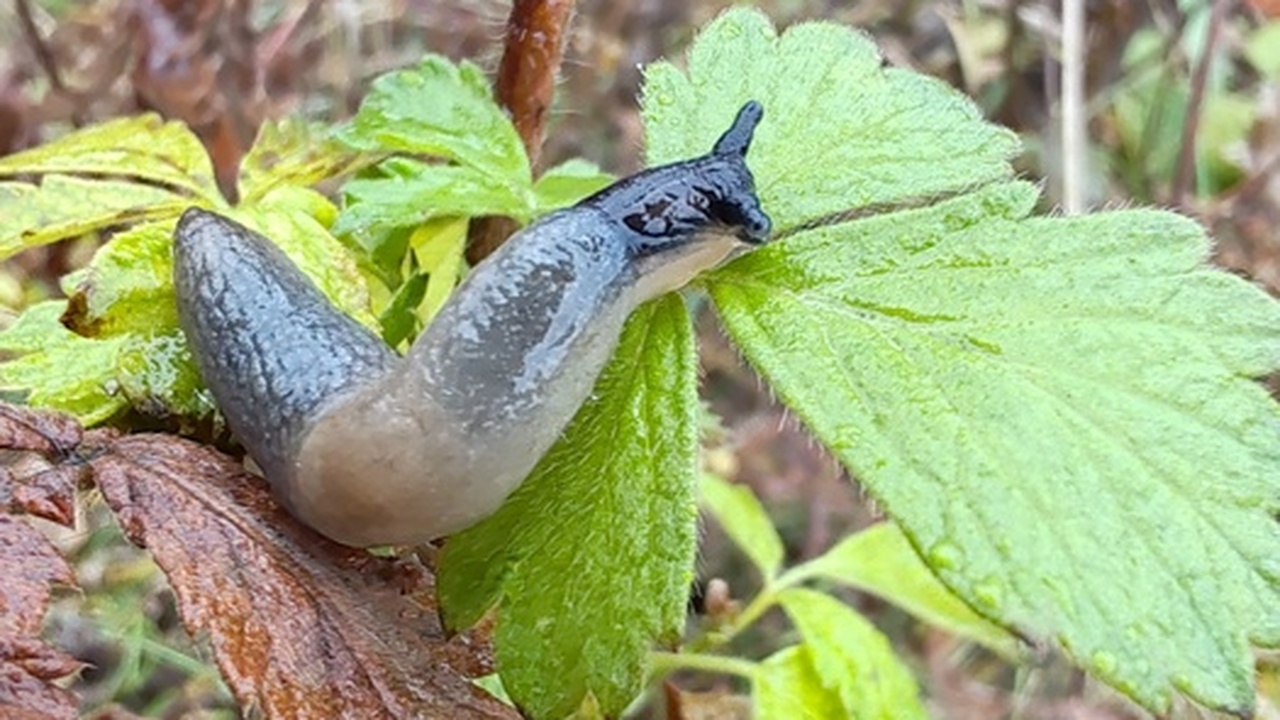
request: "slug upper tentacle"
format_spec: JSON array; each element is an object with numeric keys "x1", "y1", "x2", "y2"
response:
[{"x1": 174, "y1": 101, "x2": 771, "y2": 547}]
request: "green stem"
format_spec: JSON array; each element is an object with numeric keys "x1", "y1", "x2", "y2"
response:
[{"x1": 650, "y1": 651, "x2": 758, "y2": 680}]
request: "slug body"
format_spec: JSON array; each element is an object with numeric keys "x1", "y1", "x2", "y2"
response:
[{"x1": 174, "y1": 102, "x2": 771, "y2": 547}]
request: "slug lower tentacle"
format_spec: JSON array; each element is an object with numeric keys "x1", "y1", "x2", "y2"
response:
[{"x1": 174, "y1": 101, "x2": 771, "y2": 547}]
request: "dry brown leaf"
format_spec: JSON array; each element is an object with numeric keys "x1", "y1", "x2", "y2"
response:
[
  {"x1": 91, "y1": 432, "x2": 517, "y2": 719},
  {"x1": 0, "y1": 405, "x2": 90, "y2": 528},
  {"x1": 0, "y1": 516, "x2": 81, "y2": 720},
  {"x1": 0, "y1": 404, "x2": 83, "y2": 456}
]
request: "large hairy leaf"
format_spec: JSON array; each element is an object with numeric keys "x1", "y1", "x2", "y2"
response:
[
  {"x1": 646, "y1": 7, "x2": 1280, "y2": 714},
  {"x1": 438, "y1": 296, "x2": 701, "y2": 719}
]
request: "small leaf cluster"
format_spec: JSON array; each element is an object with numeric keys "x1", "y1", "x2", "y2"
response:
[
  {"x1": 682, "y1": 473, "x2": 1021, "y2": 719},
  {"x1": 0, "y1": 117, "x2": 373, "y2": 424},
  {"x1": 335, "y1": 56, "x2": 612, "y2": 346}
]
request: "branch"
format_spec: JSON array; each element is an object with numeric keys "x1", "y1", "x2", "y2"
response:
[
  {"x1": 1172, "y1": 0, "x2": 1231, "y2": 208},
  {"x1": 467, "y1": 0, "x2": 576, "y2": 264},
  {"x1": 15, "y1": 0, "x2": 82, "y2": 127}
]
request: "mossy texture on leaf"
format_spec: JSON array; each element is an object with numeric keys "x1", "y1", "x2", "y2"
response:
[
  {"x1": 646, "y1": 8, "x2": 1280, "y2": 714},
  {"x1": 438, "y1": 296, "x2": 701, "y2": 719}
]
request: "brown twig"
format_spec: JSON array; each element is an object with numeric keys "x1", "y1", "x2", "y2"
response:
[
  {"x1": 467, "y1": 0, "x2": 576, "y2": 264},
  {"x1": 1172, "y1": 0, "x2": 1231, "y2": 208},
  {"x1": 496, "y1": 0, "x2": 575, "y2": 171},
  {"x1": 15, "y1": 0, "x2": 83, "y2": 127}
]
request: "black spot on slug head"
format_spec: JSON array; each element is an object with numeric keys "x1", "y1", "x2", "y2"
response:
[{"x1": 585, "y1": 101, "x2": 772, "y2": 257}]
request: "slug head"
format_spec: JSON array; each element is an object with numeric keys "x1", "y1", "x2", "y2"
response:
[{"x1": 585, "y1": 101, "x2": 772, "y2": 267}]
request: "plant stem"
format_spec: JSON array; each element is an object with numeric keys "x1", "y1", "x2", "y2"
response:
[
  {"x1": 650, "y1": 651, "x2": 758, "y2": 681},
  {"x1": 467, "y1": 0, "x2": 576, "y2": 264},
  {"x1": 1172, "y1": 0, "x2": 1231, "y2": 208},
  {"x1": 1061, "y1": 0, "x2": 1086, "y2": 214}
]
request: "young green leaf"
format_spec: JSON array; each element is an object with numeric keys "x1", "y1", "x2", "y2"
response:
[
  {"x1": 338, "y1": 56, "x2": 530, "y2": 184},
  {"x1": 0, "y1": 177, "x2": 185, "y2": 260},
  {"x1": 335, "y1": 163, "x2": 532, "y2": 235},
  {"x1": 63, "y1": 222, "x2": 179, "y2": 337},
  {"x1": 531, "y1": 159, "x2": 615, "y2": 213},
  {"x1": 753, "y1": 646, "x2": 844, "y2": 720},
  {"x1": 409, "y1": 218, "x2": 468, "y2": 323},
  {"x1": 645, "y1": 9, "x2": 1280, "y2": 713},
  {"x1": 237, "y1": 119, "x2": 374, "y2": 205},
  {"x1": 0, "y1": 115, "x2": 221, "y2": 200},
  {"x1": 777, "y1": 588, "x2": 927, "y2": 720},
  {"x1": 699, "y1": 473, "x2": 786, "y2": 581},
  {"x1": 642, "y1": 8, "x2": 1018, "y2": 231},
  {"x1": 0, "y1": 301, "x2": 126, "y2": 424},
  {"x1": 438, "y1": 296, "x2": 701, "y2": 720},
  {"x1": 794, "y1": 522, "x2": 1020, "y2": 658}
]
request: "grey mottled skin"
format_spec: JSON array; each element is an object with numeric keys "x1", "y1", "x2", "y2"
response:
[
  {"x1": 172, "y1": 211, "x2": 397, "y2": 504},
  {"x1": 173, "y1": 101, "x2": 771, "y2": 547}
]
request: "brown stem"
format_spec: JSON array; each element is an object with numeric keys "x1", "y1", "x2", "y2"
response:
[
  {"x1": 496, "y1": 0, "x2": 575, "y2": 171},
  {"x1": 1172, "y1": 0, "x2": 1231, "y2": 208},
  {"x1": 467, "y1": 0, "x2": 576, "y2": 264},
  {"x1": 15, "y1": 0, "x2": 83, "y2": 127}
]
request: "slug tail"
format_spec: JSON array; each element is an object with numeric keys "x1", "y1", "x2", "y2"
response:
[{"x1": 172, "y1": 208, "x2": 395, "y2": 498}]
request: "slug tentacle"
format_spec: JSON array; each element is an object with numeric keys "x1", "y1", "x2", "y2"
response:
[{"x1": 173, "y1": 101, "x2": 771, "y2": 547}]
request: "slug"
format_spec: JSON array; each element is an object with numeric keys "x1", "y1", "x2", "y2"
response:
[{"x1": 173, "y1": 101, "x2": 771, "y2": 547}]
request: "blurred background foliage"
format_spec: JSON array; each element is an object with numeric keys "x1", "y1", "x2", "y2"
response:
[{"x1": 1, "y1": 0, "x2": 1277, "y2": 717}]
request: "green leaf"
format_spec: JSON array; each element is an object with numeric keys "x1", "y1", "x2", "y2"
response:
[
  {"x1": 699, "y1": 472, "x2": 786, "y2": 581},
  {"x1": 0, "y1": 114, "x2": 221, "y2": 200},
  {"x1": 641, "y1": 8, "x2": 1017, "y2": 231},
  {"x1": 777, "y1": 588, "x2": 927, "y2": 720},
  {"x1": 338, "y1": 55, "x2": 529, "y2": 183},
  {"x1": 0, "y1": 301, "x2": 127, "y2": 424},
  {"x1": 438, "y1": 295, "x2": 701, "y2": 719},
  {"x1": 232, "y1": 196, "x2": 376, "y2": 327},
  {"x1": 753, "y1": 646, "x2": 844, "y2": 720},
  {"x1": 1245, "y1": 21, "x2": 1280, "y2": 79},
  {"x1": 409, "y1": 218, "x2": 468, "y2": 323},
  {"x1": 63, "y1": 222, "x2": 179, "y2": 337},
  {"x1": 238, "y1": 118, "x2": 375, "y2": 205},
  {"x1": 0, "y1": 177, "x2": 186, "y2": 261},
  {"x1": 335, "y1": 162, "x2": 531, "y2": 235},
  {"x1": 532, "y1": 159, "x2": 614, "y2": 213},
  {"x1": 378, "y1": 272, "x2": 428, "y2": 348},
  {"x1": 54, "y1": 195, "x2": 372, "y2": 422},
  {"x1": 706, "y1": 179, "x2": 1280, "y2": 714},
  {"x1": 116, "y1": 332, "x2": 215, "y2": 419},
  {"x1": 55, "y1": 222, "x2": 210, "y2": 420},
  {"x1": 794, "y1": 522, "x2": 1020, "y2": 657}
]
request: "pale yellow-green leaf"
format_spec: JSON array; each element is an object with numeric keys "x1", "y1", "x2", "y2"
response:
[
  {"x1": 753, "y1": 645, "x2": 844, "y2": 720},
  {"x1": 0, "y1": 301, "x2": 126, "y2": 424},
  {"x1": 794, "y1": 523, "x2": 1021, "y2": 657},
  {"x1": 0, "y1": 176, "x2": 186, "y2": 261},
  {"x1": 0, "y1": 114, "x2": 220, "y2": 200},
  {"x1": 777, "y1": 588, "x2": 927, "y2": 720},
  {"x1": 699, "y1": 472, "x2": 786, "y2": 581}
]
